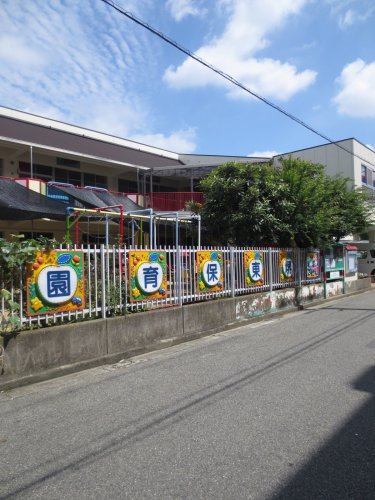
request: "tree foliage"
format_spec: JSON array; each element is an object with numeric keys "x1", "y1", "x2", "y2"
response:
[{"x1": 199, "y1": 158, "x2": 370, "y2": 247}]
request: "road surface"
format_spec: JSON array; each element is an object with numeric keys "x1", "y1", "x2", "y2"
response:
[{"x1": 1, "y1": 290, "x2": 375, "y2": 499}]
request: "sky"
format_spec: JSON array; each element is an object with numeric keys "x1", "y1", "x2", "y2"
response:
[{"x1": 0, "y1": 0, "x2": 374, "y2": 157}]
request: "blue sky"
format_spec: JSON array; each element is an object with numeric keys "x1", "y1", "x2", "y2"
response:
[{"x1": 0, "y1": 0, "x2": 374, "y2": 157}]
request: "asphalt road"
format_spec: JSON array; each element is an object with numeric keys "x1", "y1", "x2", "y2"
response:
[{"x1": 1, "y1": 291, "x2": 375, "y2": 499}]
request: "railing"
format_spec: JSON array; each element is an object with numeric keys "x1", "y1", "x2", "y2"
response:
[
  {"x1": 0, "y1": 246, "x2": 320, "y2": 333},
  {"x1": 148, "y1": 192, "x2": 204, "y2": 211}
]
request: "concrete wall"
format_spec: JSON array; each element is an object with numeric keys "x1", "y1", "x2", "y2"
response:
[{"x1": 0, "y1": 279, "x2": 372, "y2": 389}]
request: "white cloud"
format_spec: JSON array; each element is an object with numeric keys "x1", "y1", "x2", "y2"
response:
[
  {"x1": 333, "y1": 59, "x2": 375, "y2": 117},
  {"x1": 325, "y1": 0, "x2": 374, "y2": 28},
  {"x1": 164, "y1": 0, "x2": 317, "y2": 101},
  {"x1": 0, "y1": 1, "x2": 153, "y2": 136},
  {"x1": 247, "y1": 150, "x2": 279, "y2": 158},
  {"x1": 0, "y1": 0, "x2": 195, "y2": 150},
  {"x1": 0, "y1": 35, "x2": 48, "y2": 68},
  {"x1": 166, "y1": 0, "x2": 206, "y2": 21},
  {"x1": 131, "y1": 128, "x2": 197, "y2": 153},
  {"x1": 338, "y1": 7, "x2": 373, "y2": 28}
]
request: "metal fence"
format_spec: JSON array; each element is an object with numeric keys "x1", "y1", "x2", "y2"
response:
[{"x1": 0, "y1": 245, "x2": 321, "y2": 333}]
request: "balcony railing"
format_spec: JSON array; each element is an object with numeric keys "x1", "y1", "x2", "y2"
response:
[{"x1": 148, "y1": 192, "x2": 204, "y2": 211}]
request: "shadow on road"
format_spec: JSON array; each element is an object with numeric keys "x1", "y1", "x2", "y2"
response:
[
  {"x1": 318, "y1": 307, "x2": 375, "y2": 312},
  {"x1": 270, "y1": 365, "x2": 375, "y2": 500},
  {"x1": 2, "y1": 309, "x2": 375, "y2": 498}
]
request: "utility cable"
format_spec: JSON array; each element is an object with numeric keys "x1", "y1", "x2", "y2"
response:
[{"x1": 100, "y1": 0, "x2": 375, "y2": 169}]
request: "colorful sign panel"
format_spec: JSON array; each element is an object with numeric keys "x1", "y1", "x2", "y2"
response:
[
  {"x1": 324, "y1": 246, "x2": 344, "y2": 273},
  {"x1": 129, "y1": 251, "x2": 167, "y2": 302},
  {"x1": 27, "y1": 250, "x2": 85, "y2": 316},
  {"x1": 197, "y1": 251, "x2": 224, "y2": 293},
  {"x1": 244, "y1": 251, "x2": 264, "y2": 287},
  {"x1": 306, "y1": 252, "x2": 319, "y2": 279},
  {"x1": 279, "y1": 251, "x2": 294, "y2": 283}
]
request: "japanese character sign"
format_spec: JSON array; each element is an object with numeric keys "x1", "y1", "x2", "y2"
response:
[
  {"x1": 279, "y1": 251, "x2": 294, "y2": 282},
  {"x1": 197, "y1": 251, "x2": 224, "y2": 293},
  {"x1": 129, "y1": 251, "x2": 167, "y2": 302},
  {"x1": 27, "y1": 251, "x2": 84, "y2": 316},
  {"x1": 306, "y1": 252, "x2": 319, "y2": 279},
  {"x1": 244, "y1": 251, "x2": 264, "y2": 287}
]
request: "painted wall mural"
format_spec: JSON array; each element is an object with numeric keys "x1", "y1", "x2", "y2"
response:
[
  {"x1": 27, "y1": 250, "x2": 85, "y2": 316},
  {"x1": 279, "y1": 250, "x2": 294, "y2": 283},
  {"x1": 129, "y1": 251, "x2": 167, "y2": 302},
  {"x1": 306, "y1": 252, "x2": 319, "y2": 279},
  {"x1": 244, "y1": 251, "x2": 265, "y2": 287},
  {"x1": 196, "y1": 251, "x2": 224, "y2": 293}
]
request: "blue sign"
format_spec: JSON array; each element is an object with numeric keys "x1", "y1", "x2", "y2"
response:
[{"x1": 47, "y1": 271, "x2": 71, "y2": 298}]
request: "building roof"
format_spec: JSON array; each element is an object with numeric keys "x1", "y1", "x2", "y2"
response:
[
  {"x1": 274, "y1": 137, "x2": 375, "y2": 158},
  {"x1": 152, "y1": 157, "x2": 269, "y2": 179},
  {"x1": 0, "y1": 178, "x2": 143, "y2": 221},
  {"x1": 0, "y1": 106, "x2": 181, "y2": 170},
  {"x1": 0, "y1": 178, "x2": 67, "y2": 220}
]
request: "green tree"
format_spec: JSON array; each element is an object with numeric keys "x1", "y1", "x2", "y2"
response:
[{"x1": 199, "y1": 158, "x2": 370, "y2": 247}]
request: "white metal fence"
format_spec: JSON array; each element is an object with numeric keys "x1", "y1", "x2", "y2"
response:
[{"x1": 0, "y1": 245, "x2": 321, "y2": 333}]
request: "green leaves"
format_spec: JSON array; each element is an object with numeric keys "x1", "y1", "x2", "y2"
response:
[
  {"x1": 199, "y1": 158, "x2": 370, "y2": 247},
  {"x1": 0, "y1": 235, "x2": 58, "y2": 334}
]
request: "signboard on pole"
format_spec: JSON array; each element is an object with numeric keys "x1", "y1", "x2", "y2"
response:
[
  {"x1": 129, "y1": 251, "x2": 167, "y2": 302},
  {"x1": 27, "y1": 250, "x2": 85, "y2": 316},
  {"x1": 244, "y1": 251, "x2": 264, "y2": 286},
  {"x1": 306, "y1": 252, "x2": 319, "y2": 279},
  {"x1": 196, "y1": 251, "x2": 224, "y2": 293},
  {"x1": 279, "y1": 250, "x2": 294, "y2": 283}
]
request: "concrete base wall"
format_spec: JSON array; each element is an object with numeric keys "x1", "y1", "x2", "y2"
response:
[{"x1": 0, "y1": 279, "x2": 372, "y2": 389}]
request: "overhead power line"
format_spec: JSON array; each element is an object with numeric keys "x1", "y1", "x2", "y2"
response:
[{"x1": 100, "y1": 0, "x2": 375, "y2": 169}]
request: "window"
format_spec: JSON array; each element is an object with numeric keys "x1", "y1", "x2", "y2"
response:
[
  {"x1": 22, "y1": 232, "x2": 54, "y2": 240},
  {"x1": 118, "y1": 178, "x2": 138, "y2": 193},
  {"x1": 357, "y1": 251, "x2": 367, "y2": 259},
  {"x1": 361, "y1": 164, "x2": 375, "y2": 187},
  {"x1": 55, "y1": 168, "x2": 81, "y2": 186},
  {"x1": 81, "y1": 233, "x2": 107, "y2": 245},
  {"x1": 19, "y1": 162, "x2": 53, "y2": 181},
  {"x1": 371, "y1": 250, "x2": 375, "y2": 258},
  {"x1": 83, "y1": 173, "x2": 107, "y2": 189},
  {"x1": 362, "y1": 164, "x2": 368, "y2": 184},
  {"x1": 56, "y1": 157, "x2": 80, "y2": 168}
]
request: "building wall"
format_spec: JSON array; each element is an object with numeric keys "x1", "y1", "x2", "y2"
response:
[
  {"x1": 277, "y1": 139, "x2": 356, "y2": 187},
  {"x1": 277, "y1": 139, "x2": 375, "y2": 193}
]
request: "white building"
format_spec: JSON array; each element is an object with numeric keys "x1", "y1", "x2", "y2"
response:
[{"x1": 275, "y1": 138, "x2": 375, "y2": 241}]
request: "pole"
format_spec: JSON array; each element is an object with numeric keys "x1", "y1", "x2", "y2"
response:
[
  {"x1": 268, "y1": 247, "x2": 273, "y2": 293},
  {"x1": 149, "y1": 208, "x2": 153, "y2": 250},
  {"x1": 119, "y1": 206, "x2": 124, "y2": 247},
  {"x1": 75, "y1": 215, "x2": 79, "y2": 247},
  {"x1": 65, "y1": 213, "x2": 71, "y2": 245},
  {"x1": 197, "y1": 215, "x2": 201, "y2": 249},
  {"x1": 230, "y1": 246, "x2": 235, "y2": 298},
  {"x1": 100, "y1": 244, "x2": 106, "y2": 319},
  {"x1": 176, "y1": 213, "x2": 182, "y2": 306},
  {"x1": 105, "y1": 215, "x2": 109, "y2": 246},
  {"x1": 30, "y1": 146, "x2": 33, "y2": 179},
  {"x1": 150, "y1": 170, "x2": 153, "y2": 209}
]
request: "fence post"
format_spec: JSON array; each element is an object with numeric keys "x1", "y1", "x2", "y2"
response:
[
  {"x1": 230, "y1": 246, "x2": 235, "y2": 298},
  {"x1": 297, "y1": 248, "x2": 303, "y2": 309},
  {"x1": 176, "y1": 244, "x2": 183, "y2": 306},
  {"x1": 100, "y1": 244, "x2": 106, "y2": 319},
  {"x1": 268, "y1": 247, "x2": 273, "y2": 292}
]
